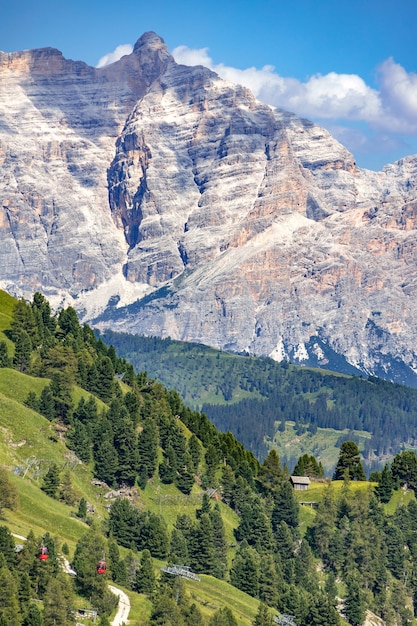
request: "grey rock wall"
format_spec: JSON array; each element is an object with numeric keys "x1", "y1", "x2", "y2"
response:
[{"x1": 1, "y1": 32, "x2": 417, "y2": 384}]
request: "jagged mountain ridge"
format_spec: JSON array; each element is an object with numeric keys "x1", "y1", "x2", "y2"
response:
[{"x1": 1, "y1": 32, "x2": 417, "y2": 385}]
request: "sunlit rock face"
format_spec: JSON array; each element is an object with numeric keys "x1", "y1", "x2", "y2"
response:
[{"x1": 1, "y1": 32, "x2": 417, "y2": 385}]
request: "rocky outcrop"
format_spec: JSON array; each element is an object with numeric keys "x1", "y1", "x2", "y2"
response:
[{"x1": 1, "y1": 33, "x2": 417, "y2": 385}]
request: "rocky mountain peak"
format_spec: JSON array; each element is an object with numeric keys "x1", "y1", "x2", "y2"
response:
[
  {"x1": 133, "y1": 31, "x2": 169, "y2": 54},
  {"x1": 1, "y1": 33, "x2": 417, "y2": 386}
]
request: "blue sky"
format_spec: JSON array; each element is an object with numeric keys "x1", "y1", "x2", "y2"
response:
[{"x1": 2, "y1": 0, "x2": 417, "y2": 170}]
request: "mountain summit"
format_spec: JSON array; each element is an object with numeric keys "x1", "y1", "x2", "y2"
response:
[{"x1": 1, "y1": 33, "x2": 417, "y2": 384}]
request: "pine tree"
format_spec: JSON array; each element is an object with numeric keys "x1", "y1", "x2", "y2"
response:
[
  {"x1": 257, "y1": 449, "x2": 283, "y2": 495},
  {"x1": 271, "y1": 480, "x2": 299, "y2": 530},
  {"x1": 57, "y1": 306, "x2": 81, "y2": 339},
  {"x1": 39, "y1": 385, "x2": 55, "y2": 420},
  {"x1": 41, "y1": 463, "x2": 60, "y2": 498},
  {"x1": 344, "y1": 574, "x2": 365, "y2": 626},
  {"x1": 0, "y1": 527, "x2": 17, "y2": 566},
  {"x1": 94, "y1": 438, "x2": 118, "y2": 487},
  {"x1": 384, "y1": 521, "x2": 406, "y2": 579},
  {"x1": 252, "y1": 603, "x2": 273, "y2": 626},
  {"x1": 391, "y1": 450, "x2": 417, "y2": 491},
  {"x1": 258, "y1": 554, "x2": 279, "y2": 607},
  {"x1": 67, "y1": 420, "x2": 92, "y2": 463},
  {"x1": 73, "y1": 528, "x2": 107, "y2": 600},
  {"x1": 169, "y1": 528, "x2": 189, "y2": 566},
  {"x1": 159, "y1": 445, "x2": 177, "y2": 484},
  {"x1": 43, "y1": 574, "x2": 75, "y2": 626},
  {"x1": 150, "y1": 589, "x2": 184, "y2": 625},
  {"x1": 10, "y1": 299, "x2": 38, "y2": 346},
  {"x1": 23, "y1": 604, "x2": 43, "y2": 626},
  {"x1": 220, "y1": 464, "x2": 236, "y2": 506},
  {"x1": 191, "y1": 513, "x2": 215, "y2": 574},
  {"x1": 375, "y1": 463, "x2": 394, "y2": 503},
  {"x1": 196, "y1": 492, "x2": 211, "y2": 519},
  {"x1": 77, "y1": 497, "x2": 88, "y2": 519},
  {"x1": 24, "y1": 391, "x2": 39, "y2": 412},
  {"x1": 113, "y1": 414, "x2": 138, "y2": 486},
  {"x1": 108, "y1": 540, "x2": 127, "y2": 586},
  {"x1": 95, "y1": 356, "x2": 115, "y2": 402},
  {"x1": 275, "y1": 522, "x2": 295, "y2": 581},
  {"x1": 235, "y1": 497, "x2": 273, "y2": 552},
  {"x1": 293, "y1": 453, "x2": 324, "y2": 478},
  {"x1": 325, "y1": 571, "x2": 338, "y2": 607},
  {"x1": 230, "y1": 541, "x2": 260, "y2": 598},
  {"x1": 135, "y1": 549, "x2": 156, "y2": 595},
  {"x1": 210, "y1": 504, "x2": 228, "y2": 579},
  {"x1": 109, "y1": 498, "x2": 139, "y2": 548},
  {"x1": 137, "y1": 417, "x2": 159, "y2": 487},
  {"x1": 142, "y1": 512, "x2": 169, "y2": 558},
  {"x1": 59, "y1": 470, "x2": 76, "y2": 505},
  {"x1": 307, "y1": 481, "x2": 337, "y2": 557},
  {"x1": 0, "y1": 566, "x2": 22, "y2": 626},
  {"x1": 176, "y1": 452, "x2": 195, "y2": 495},
  {"x1": 294, "y1": 539, "x2": 318, "y2": 594},
  {"x1": 49, "y1": 371, "x2": 73, "y2": 422},
  {"x1": 17, "y1": 571, "x2": 31, "y2": 614},
  {"x1": 188, "y1": 434, "x2": 202, "y2": 471},
  {"x1": 124, "y1": 391, "x2": 140, "y2": 426},
  {"x1": 305, "y1": 592, "x2": 340, "y2": 625},
  {"x1": 333, "y1": 441, "x2": 366, "y2": 481},
  {"x1": 13, "y1": 330, "x2": 32, "y2": 373},
  {"x1": 208, "y1": 606, "x2": 238, "y2": 626}
]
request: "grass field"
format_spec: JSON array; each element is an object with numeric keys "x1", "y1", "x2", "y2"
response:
[{"x1": 270, "y1": 421, "x2": 373, "y2": 473}]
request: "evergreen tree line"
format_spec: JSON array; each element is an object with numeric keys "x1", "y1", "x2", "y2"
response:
[{"x1": 98, "y1": 329, "x2": 417, "y2": 463}]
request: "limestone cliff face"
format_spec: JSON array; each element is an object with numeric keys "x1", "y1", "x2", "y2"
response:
[
  {"x1": 1, "y1": 33, "x2": 417, "y2": 385},
  {"x1": 0, "y1": 32, "x2": 171, "y2": 296}
]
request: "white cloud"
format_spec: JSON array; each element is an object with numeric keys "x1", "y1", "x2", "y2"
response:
[
  {"x1": 96, "y1": 44, "x2": 133, "y2": 68},
  {"x1": 172, "y1": 45, "x2": 213, "y2": 69},
  {"x1": 172, "y1": 45, "x2": 417, "y2": 137},
  {"x1": 376, "y1": 58, "x2": 417, "y2": 133}
]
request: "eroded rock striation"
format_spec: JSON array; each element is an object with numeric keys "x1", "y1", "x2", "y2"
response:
[{"x1": 1, "y1": 32, "x2": 417, "y2": 384}]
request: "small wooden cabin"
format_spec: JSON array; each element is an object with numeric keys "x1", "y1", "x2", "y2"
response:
[{"x1": 290, "y1": 476, "x2": 310, "y2": 491}]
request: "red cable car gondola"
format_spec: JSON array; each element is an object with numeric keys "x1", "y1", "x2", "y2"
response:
[
  {"x1": 38, "y1": 546, "x2": 49, "y2": 561},
  {"x1": 96, "y1": 559, "x2": 107, "y2": 575}
]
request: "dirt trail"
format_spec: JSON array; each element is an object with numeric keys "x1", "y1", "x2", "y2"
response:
[{"x1": 108, "y1": 584, "x2": 131, "y2": 626}]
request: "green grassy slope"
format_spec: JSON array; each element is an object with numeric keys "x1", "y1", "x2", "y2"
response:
[{"x1": 0, "y1": 364, "x2": 265, "y2": 625}]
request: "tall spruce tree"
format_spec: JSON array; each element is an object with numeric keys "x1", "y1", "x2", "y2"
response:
[
  {"x1": 333, "y1": 441, "x2": 366, "y2": 481},
  {"x1": 271, "y1": 480, "x2": 299, "y2": 531},
  {"x1": 41, "y1": 464, "x2": 60, "y2": 499},
  {"x1": 13, "y1": 330, "x2": 32, "y2": 373},
  {"x1": 169, "y1": 528, "x2": 189, "y2": 566},
  {"x1": 230, "y1": 540, "x2": 260, "y2": 598},
  {"x1": 210, "y1": 504, "x2": 228, "y2": 579},
  {"x1": 137, "y1": 417, "x2": 159, "y2": 486},
  {"x1": 0, "y1": 566, "x2": 22, "y2": 626},
  {"x1": 344, "y1": 574, "x2": 365, "y2": 626},
  {"x1": 375, "y1": 463, "x2": 394, "y2": 503},
  {"x1": 135, "y1": 549, "x2": 156, "y2": 595}
]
